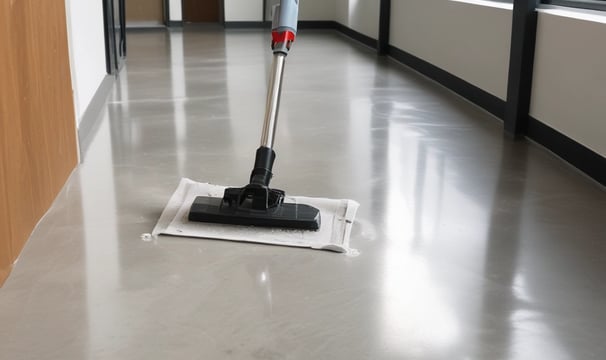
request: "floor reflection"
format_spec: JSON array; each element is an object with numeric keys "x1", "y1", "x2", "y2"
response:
[
  {"x1": 474, "y1": 141, "x2": 528, "y2": 360},
  {"x1": 2, "y1": 27, "x2": 605, "y2": 360}
]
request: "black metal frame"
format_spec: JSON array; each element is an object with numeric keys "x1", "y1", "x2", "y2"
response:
[
  {"x1": 119, "y1": 0, "x2": 126, "y2": 57},
  {"x1": 504, "y1": 0, "x2": 539, "y2": 136},
  {"x1": 543, "y1": 0, "x2": 606, "y2": 11},
  {"x1": 102, "y1": 0, "x2": 126, "y2": 75},
  {"x1": 499, "y1": 0, "x2": 606, "y2": 11},
  {"x1": 164, "y1": 0, "x2": 170, "y2": 25},
  {"x1": 102, "y1": 0, "x2": 115, "y2": 74},
  {"x1": 378, "y1": 0, "x2": 391, "y2": 55},
  {"x1": 221, "y1": 0, "x2": 226, "y2": 25}
]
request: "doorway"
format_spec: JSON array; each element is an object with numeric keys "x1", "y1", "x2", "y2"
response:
[
  {"x1": 103, "y1": 0, "x2": 126, "y2": 74},
  {"x1": 183, "y1": 0, "x2": 221, "y2": 23},
  {"x1": 264, "y1": 0, "x2": 279, "y2": 22},
  {"x1": 126, "y1": 0, "x2": 165, "y2": 27}
]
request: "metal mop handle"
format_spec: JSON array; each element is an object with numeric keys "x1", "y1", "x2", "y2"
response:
[
  {"x1": 247, "y1": 0, "x2": 298, "y2": 188},
  {"x1": 260, "y1": 0, "x2": 299, "y2": 149}
]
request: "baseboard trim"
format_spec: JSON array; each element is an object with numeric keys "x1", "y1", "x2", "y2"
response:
[
  {"x1": 383, "y1": 44, "x2": 604, "y2": 185},
  {"x1": 334, "y1": 22, "x2": 378, "y2": 50},
  {"x1": 386, "y1": 45, "x2": 506, "y2": 119},
  {"x1": 126, "y1": 21, "x2": 165, "y2": 29},
  {"x1": 527, "y1": 117, "x2": 606, "y2": 186},
  {"x1": 77, "y1": 75, "x2": 114, "y2": 160},
  {"x1": 224, "y1": 21, "x2": 268, "y2": 29},
  {"x1": 167, "y1": 21, "x2": 183, "y2": 27},
  {"x1": 298, "y1": 21, "x2": 336, "y2": 29}
]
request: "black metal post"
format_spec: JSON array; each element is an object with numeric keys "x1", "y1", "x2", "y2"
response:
[
  {"x1": 505, "y1": 0, "x2": 539, "y2": 136},
  {"x1": 164, "y1": 0, "x2": 170, "y2": 26},
  {"x1": 119, "y1": 0, "x2": 126, "y2": 57},
  {"x1": 102, "y1": 0, "x2": 114, "y2": 74},
  {"x1": 378, "y1": 0, "x2": 391, "y2": 55},
  {"x1": 263, "y1": 0, "x2": 267, "y2": 22}
]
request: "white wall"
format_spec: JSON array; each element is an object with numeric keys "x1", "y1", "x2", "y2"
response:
[
  {"x1": 531, "y1": 10, "x2": 606, "y2": 157},
  {"x1": 390, "y1": 0, "x2": 512, "y2": 100},
  {"x1": 64, "y1": 0, "x2": 107, "y2": 125},
  {"x1": 169, "y1": 0, "x2": 182, "y2": 21},
  {"x1": 300, "y1": 0, "x2": 335, "y2": 21},
  {"x1": 335, "y1": 0, "x2": 380, "y2": 39},
  {"x1": 224, "y1": 0, "x2": 264, "y2": 21},
  {"x1": 265, "y1": 0, "x2": 337, "y2": 23}
]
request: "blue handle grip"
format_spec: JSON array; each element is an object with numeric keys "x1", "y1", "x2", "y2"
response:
[{"x1": 272, "y1": 0, "x2": 299, "y2": 34}]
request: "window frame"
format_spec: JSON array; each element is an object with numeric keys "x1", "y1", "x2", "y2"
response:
[
  {"x1": 494, "y1": 0, "x2": 606, "y2": 12},
  {"x1": 542, "y1": 0, "x2": 606, "y2": 12}
]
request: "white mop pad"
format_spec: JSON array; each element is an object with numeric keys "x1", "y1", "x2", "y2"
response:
[{"x1": 152, "y1": 178, "x2": 360, "y2": 253}]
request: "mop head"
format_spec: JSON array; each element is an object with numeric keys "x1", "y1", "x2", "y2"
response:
[{"x1": 152, "y1": 178, "x2": 360, "y2": 253}]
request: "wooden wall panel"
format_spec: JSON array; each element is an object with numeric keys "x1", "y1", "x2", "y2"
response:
[
  {"x1": 0, "y1": 0, "x2": 78, "y2": 286},
  {"x1": 0, "y1": 153, "x2": 12, "y2": 285},
  {"x1": 0, "y1": 0, "x2": 19, "y2": 286}
]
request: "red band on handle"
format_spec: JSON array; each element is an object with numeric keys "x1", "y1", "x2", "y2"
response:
[{"x1": 271, "y1": 31, "x2": 296, "y2": 44}]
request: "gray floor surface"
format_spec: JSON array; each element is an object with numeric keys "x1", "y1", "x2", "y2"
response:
[{"x1": 1, "y1": 27, "x2": 605, "y2": 360}]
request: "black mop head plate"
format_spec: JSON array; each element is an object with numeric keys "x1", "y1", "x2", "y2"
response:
[{"x1": 188, "y1": 196, "x2": 321, "y2": 231}]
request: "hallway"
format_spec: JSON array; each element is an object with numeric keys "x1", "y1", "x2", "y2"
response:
[{"x1": 1, "y1": 27, "x2": 605, "y2": 359}]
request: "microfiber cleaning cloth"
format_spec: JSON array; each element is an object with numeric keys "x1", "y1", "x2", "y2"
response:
[{"x1": 152, "y1": 178, "x2": 360, "y2": 253}]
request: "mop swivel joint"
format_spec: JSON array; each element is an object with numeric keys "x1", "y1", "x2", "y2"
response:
[
  {"x1": 249, "y1": 146, "x2": 276, "y2": 187},
  {"x1": 220, "y1": 146, "x2": 286, "y2": 211},
  {"x1": 222, "y1": 184, "x2": 285, "y2": 211}
]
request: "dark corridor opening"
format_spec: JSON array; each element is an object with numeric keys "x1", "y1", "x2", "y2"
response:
[{"x1": 183, "y1": 0, "x2": 222, "y2": 23}]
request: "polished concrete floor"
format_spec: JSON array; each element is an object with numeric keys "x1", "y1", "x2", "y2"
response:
[{"x1": 1, "y1": 27, "x2": 606, "y2": 359}]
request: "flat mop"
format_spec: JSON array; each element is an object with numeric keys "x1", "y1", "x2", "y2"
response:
[
  {"x1": 153, "y1": 0, "x2": 359, "y2": 252},
  {"x1": 188, "y1": 0, "x2": 321, "y2": 230}
]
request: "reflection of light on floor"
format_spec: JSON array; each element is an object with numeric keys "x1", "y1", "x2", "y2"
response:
[
  {"x1": 508, "y1": 275, "x2": 570, "y2": 359},
  {"x1": 80, "y1": 113, "x2": 120, "y2": 350},
  {"x1": 118, "y1": 58, "x2": 130, "y2": 114},
  {"x1": 385, "y1": 123, "x2": 415, "y2": 239},
  {"x1": 381, "y1": 123, "x2": 460, "y2": 355},
  {"x1": 381, "y1": 251, "x2": 460, "y2": 353},
  {"x1": 257, "y1": 269, "x2": 273, "y2": 316},
  {"x1": 513, "y1": 273, "x2": 532, "y2": 303},
  {"x1": 385, "y1": 185, "x2": 415, "y2": 240},
  {"x1": 393, "y1": 102, "x2": 419, "y2": 112},
  {"x1": 170, "y1": 31, "x2": 187, "y2": 176},
  {"x1": 347, "y1": 97, "x2": 372, "y2": 204},
  {"x1": 509, "y1": 309, "x2": 569, "y2": 360}
]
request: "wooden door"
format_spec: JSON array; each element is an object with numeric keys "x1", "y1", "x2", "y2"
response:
[
  {"x1": 183, "y1": 0, "x2": 221, "y2": 23},
  {"x1": 126, "y1": 0, "x2": 164, "y2": 25}
]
